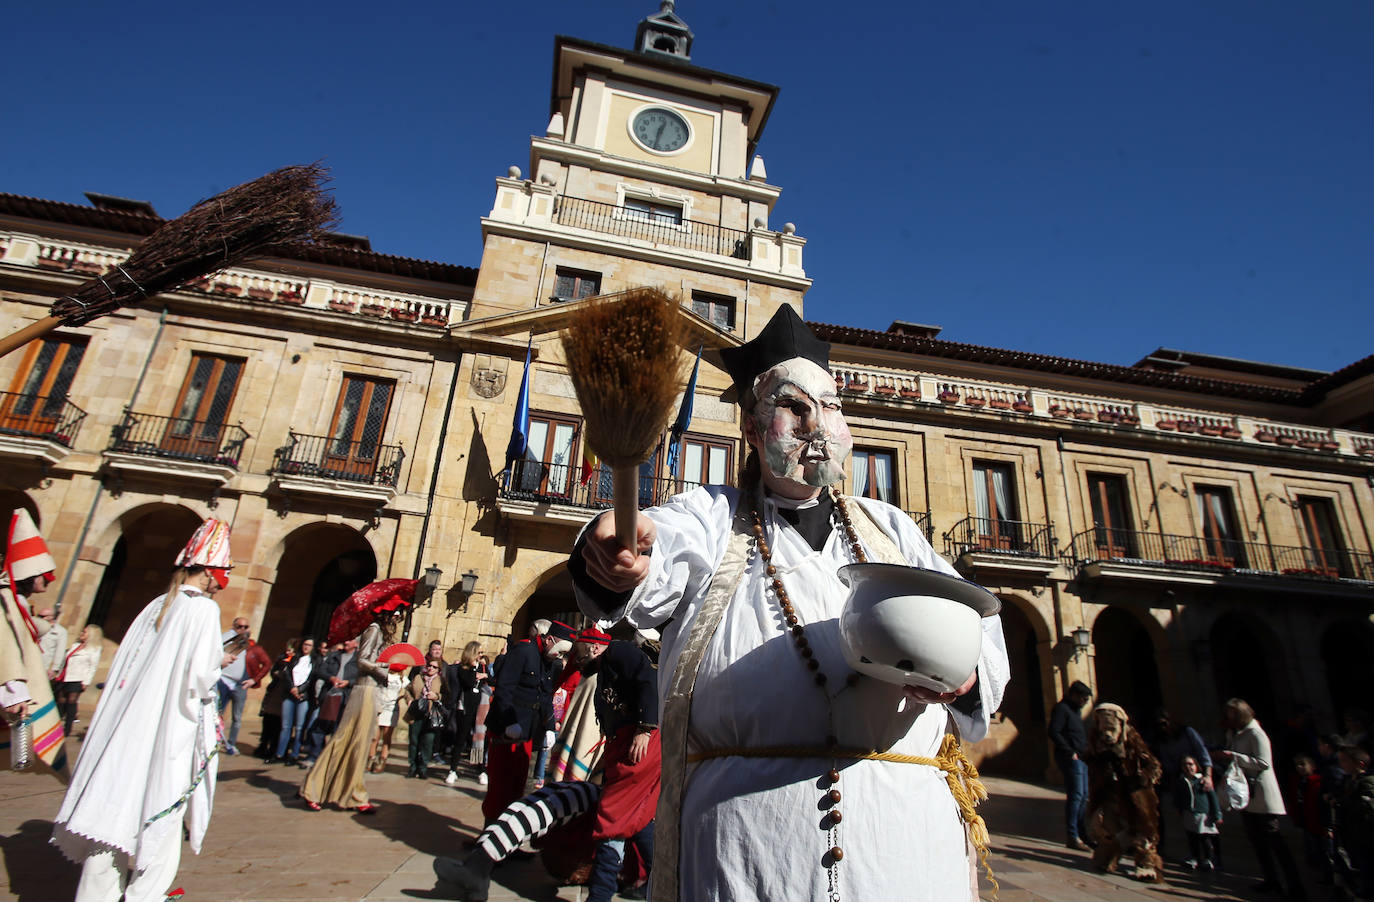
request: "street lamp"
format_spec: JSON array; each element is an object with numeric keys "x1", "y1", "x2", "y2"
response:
[
  {"x1": 460, "y1": 569, "x2": 479, "y2": 595},
  {"x1": 423, "y1": 563, "x2": 443, "y2": 594},
  {"x1": 1071, "y1": 626, "x2": 1091, "y2": 662}
]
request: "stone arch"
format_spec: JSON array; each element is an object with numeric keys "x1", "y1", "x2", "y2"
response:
[
  {"x1": 1319, "y1": 618, "x2": 1374, "y2": 728},
  {"x1": 506, "y1": 563, "x2": 589, "y2": 643},
  {"x1": 258, "y1": 522, "x2": 377, "y2": 656},
  {"x1": 0, "y1": 490, "x2": 40, "y2": 531},
  {"x1": 1209, "y1": 611, "x2": 1290, "y2": 730},
  {"x1": 981, "y1": 592, "x2": 1056, "y2": 778},
  {"x1": 1091, "y1": 605, "x2": 1164, "y2": 726},
  {"x1": 86, "y1": 503, "x2": 203, "y2": 641}
]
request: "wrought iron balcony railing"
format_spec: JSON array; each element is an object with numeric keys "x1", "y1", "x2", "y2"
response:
[
  {"x1": 270, "y1": 431, "x2": 405, "y2": 487},
  {"x1": 108, "y1": 411, "x2": 248, "y2": 467},
  {"x1": 945, "y1": 516, "x2": 1058, "y2": 560},
  {"x1": 1070, "y1": 527, "x2": 1374, "y2": 582},
  {"x1": 552, "y1": 196, "x2": 750, "y2": 260},
  {"x1": 501, "y1": 458, "x2": 735, "y2": 512},
  {"x1": 905, "y1": 510, "x2": 933, "y2": 541},
  {"x1": 0, "y1": 391, "x2": 87, "y2": 446}
]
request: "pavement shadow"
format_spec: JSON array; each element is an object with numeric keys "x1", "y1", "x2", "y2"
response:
[
  {"x1": 981, "y1": 791, "x2": 1064, "y2": 844},
  {"x1": 2, "y1": 818, "x2": 78, "y2": 902},
  {"x1": 350, "y1": 799, "x2": 475, "y2": 859}
]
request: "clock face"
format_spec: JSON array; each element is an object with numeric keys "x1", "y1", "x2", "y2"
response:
[{"x1": 631, "y1": 107, "x2": 691, "y2": 153}]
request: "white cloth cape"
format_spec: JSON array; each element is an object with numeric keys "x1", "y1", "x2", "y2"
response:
[
  {"x1": 581, "y1": 487, "x2": 1010, "y2": 902},
  {"x1": 52, "y1": 586, "x2": 222, "y2": 870}
]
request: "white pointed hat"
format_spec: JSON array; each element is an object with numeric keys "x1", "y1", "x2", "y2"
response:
[
  {"x1": 174, "y1": 518, "x2": 233, "y2": 569},
  {"x1": 7, "y1": 509, "x2": 56, "y2": 582}
]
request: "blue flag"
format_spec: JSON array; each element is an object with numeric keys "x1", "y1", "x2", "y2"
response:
[
  {"x1": 504, "y1": 339, "x2": 532, "y2": 473},
  {"x1": 666, "y1": 345, "x2": 702, "y2": 478}
]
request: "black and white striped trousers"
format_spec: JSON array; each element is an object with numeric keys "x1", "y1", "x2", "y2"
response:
[{"x1": 477, "y1": 780, "x2": 602, "y2": 862}]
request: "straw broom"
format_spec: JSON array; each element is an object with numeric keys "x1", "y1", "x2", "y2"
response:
[
  {"x1": 561, "y1": 288, "x2": 688, "y2": 550},
  {"x1": 0, "y1": 163, "x2": 339, "y2": 359}
]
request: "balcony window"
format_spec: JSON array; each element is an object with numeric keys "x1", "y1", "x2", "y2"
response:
[
  {"x1": 1195, "y1": 485, "x2": 1246, "y2": 567},
  {"x1": 691, "y1": 291, "x2": 736, "y2": 331},
  {"x1": 973, "y1": 461, "x2": 1018, "y2": 550},
  {"x1": 1298, "y1": 496, "x2": 1346, "y2": 576},
  {"x1": 553, "y1": 268, "x2": 601, "y2": 302},
  {"x1": 166, "y1": 354, "x2": 243, "y2": 457},
  {"x1": 1088, "y1": 473, "x2": 1134, "y2": 558},
  {"x1": 853, "y1": 448, "x2": 896, "y2": 504},
  {"x1": 328, "y1": 376, "x2": 394, "y2": 478},
  {"x1": 676, "y1": 434, "x2": 732, "y2": 492},
  {"x1": 2, "y1": 336, "x2": 85, "y2": 433},
  {"x1": 624, "y1": 198, "x2": 682, "y2": 226},
  {"x1": 517, "y1": 414, "x2": 580, "y2": 497}
]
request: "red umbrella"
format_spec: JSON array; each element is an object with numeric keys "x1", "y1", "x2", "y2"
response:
[{"x1": 326, "y1": 578, "x2": 419, "y2": 646}]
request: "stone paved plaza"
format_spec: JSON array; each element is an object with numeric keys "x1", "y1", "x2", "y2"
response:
[{"x1": 1, "y1": 722, "x2": 1323, "y2": 901}]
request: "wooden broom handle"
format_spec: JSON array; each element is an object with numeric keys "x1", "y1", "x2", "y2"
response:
[
  {"x1": 612, "y1": 465, "x2": 641, "y2": 552},
  {"x1": 0, "y1": 316, "x2": 61, "y2": 360}
]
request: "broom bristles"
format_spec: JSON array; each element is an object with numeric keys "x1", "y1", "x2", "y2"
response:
[
  {"x1": 50, "y1": 163, "x2": 339, "y2": 326},
  {"x1": 560, "y1": 287, "x2": 688, "y2": 468}
]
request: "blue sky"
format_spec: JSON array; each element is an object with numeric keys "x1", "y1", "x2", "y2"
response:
[{"x1": 8, "y1": 1, "x2": 1371, "y2": 373}]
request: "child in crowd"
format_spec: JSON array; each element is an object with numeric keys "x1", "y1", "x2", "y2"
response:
[
  {"x1": 1334, "y1": 745, "x2": 1374, "y2": 899},
  {"x1": 1290, "y1": 753, "x2": 1333, "y2": 881},
  {"x1": 1173, "y1": 754, "x2": 1222, "y2": 870}
]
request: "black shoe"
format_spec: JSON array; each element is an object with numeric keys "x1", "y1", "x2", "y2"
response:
[
  {"x1": 406, "y1": 768, "x2": 418, "y2": 778},
  {"x1": 264, "y1": 756, "x2": 281, "y2": 765},
  {"x1": 621, "y1": 884, "x2": 649, "y2": 900},
  {"x1": 1067, "y1": 838, "x2": 1091, "y2": 852}
]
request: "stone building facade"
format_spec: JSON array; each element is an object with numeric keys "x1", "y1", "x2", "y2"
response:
[{"x1": 1, "y1": 7, "x2": 1370, "y2": 775}]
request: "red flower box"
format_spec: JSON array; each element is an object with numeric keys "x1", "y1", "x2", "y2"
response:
[
  {"x1": 989, "y1": 399, "x2": 1011, "y2": 410},
  {"x1": 328, "y1": 299, "x2": 356, "y2": 313},
  {"x1": 899, "y1": 388, "x2": 922, "y2": 399},
  {"x1": 938, "y1": 391, "x2": 960, "y2": 404},
  {"x1": 1013, "y1": 401, "x2": 1034, "y2": 413},
  {"x1": 214, "y1": 282, "x2": 242, "y2": 296},
  {"x1": 1156, "y1": 420, "x2": 1178, "y2": 431},
  {"x1": 1176, "y1": 420, "x2": 1199, "y2": 433},
  {"x1": 965, "y1": 397, "x2": 987, "y2": 408},
  {"x1": 390, "y1": 309, "x2": 420, "y2": 323}
]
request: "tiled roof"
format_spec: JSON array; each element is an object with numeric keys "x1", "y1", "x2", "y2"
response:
[
  {"x1": 0, "y1": 192, "x2": 478, "y2": 286},
  {"x1": 808, "y1": 320, "x2": 1308, "y2": 405}
]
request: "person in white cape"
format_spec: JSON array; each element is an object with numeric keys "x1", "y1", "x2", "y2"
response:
[
  {"x1": 572, "y1": 305, "x2": 1010, "y2": 902},
  {"x1": 52, "y1": 517, "x2": 234, "y2": 902}
]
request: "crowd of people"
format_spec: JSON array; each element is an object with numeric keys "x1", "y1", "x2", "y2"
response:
[{"x1": 1049, "y1": 680, "x2": 1374, "y2": 900}]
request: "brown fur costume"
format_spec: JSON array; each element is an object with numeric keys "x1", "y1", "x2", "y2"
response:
[{"x1": 1085, "y1": 703, "x2": 1165, "y2": 883}]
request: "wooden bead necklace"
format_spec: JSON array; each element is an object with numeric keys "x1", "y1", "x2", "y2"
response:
[{"x1": 749, "y1": 484, "x2": 867, "y2": 900}]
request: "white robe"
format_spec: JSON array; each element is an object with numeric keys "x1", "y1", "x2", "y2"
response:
[
  {"x1": 52, "y1": 585, "x2": 222, "y2": 871},
  {"x1": 585, "y1": 487, "x2": 1010, "y2": 902}
]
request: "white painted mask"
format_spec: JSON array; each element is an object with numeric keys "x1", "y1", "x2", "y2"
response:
[{"x1": 748, "y1": 357, "x2": 852, "y2": 496}]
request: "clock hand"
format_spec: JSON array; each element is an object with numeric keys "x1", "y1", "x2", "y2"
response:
[{"x1": 656, "y1": 121, "x2": 667, "y2": 145}]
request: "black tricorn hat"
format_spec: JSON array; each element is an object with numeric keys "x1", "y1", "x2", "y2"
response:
[{"x1": 719, "y1": 304, "x2": 829, "y2": 403}]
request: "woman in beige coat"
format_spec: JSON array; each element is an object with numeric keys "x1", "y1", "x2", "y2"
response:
[{"x1": 1217, "y1": 698, "x2": 1306, "y2": 899}]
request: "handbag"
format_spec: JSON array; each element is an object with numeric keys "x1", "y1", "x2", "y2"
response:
[
  {"x1": 427, "y1": 702, "x2": 448, "y2": 731},
  {"x1": 405, "y1": 697, "x2": 429, "y2": 724},
  {"x1": 318, "y1": 690, "x2": 344, "y2": 723},
  {"x1": 1220, "y1": 760, "x2": 1250, "y2": 812}
]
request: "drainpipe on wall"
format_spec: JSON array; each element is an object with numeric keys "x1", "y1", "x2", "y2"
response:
[
  {"x1": 55, "y1": 306, "x2": 168, "y2": 616},
  {"x1": 403, "y1": 352, "x2": 462, "y2": 642}
]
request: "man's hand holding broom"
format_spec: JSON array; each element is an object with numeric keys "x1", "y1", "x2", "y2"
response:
[{"x1": 581, "y1": 512, "x2": 656, "y2": 593}]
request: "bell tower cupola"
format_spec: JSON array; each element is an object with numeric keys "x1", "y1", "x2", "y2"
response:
[{"x1": 635, "y1": 0, "x2": 694, "y2": 60}]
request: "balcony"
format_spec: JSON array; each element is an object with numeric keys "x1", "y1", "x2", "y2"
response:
[
  {"x1": 552, "y1": 196, "x2": 750, "y2": 261},
  {"x1": 1071, "y1": 527, "x2": 1374, "y2": 591},
  {"x1": 946, "y1": 516, "x2": 1060, "y2": 579},
  {"x1": 0, "y1": 391, "x2": 87, "y2": 465},
  {"x1": 906, "y1": 510, "x2": 933, "y2": 542},
  {"x1": 104, "y1": 411, "x2": 248, "y2": 487},
  {"x1": 268, "y1": 431, "x2": 405, "y2": 507},
  {"x1": 497, "y1": 459, "x2": 717, "y2": 525}
]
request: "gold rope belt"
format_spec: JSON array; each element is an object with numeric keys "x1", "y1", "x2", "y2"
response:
[{"x1": 688, "y1": 732, "x2": 999, "y2": 898}]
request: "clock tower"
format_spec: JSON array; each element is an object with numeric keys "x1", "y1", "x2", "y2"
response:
[{"x1": 469, "y1": 3, "x2": 810, "y2": 342}]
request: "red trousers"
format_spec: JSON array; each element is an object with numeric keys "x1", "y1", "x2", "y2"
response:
[
  {"x1": 593, "y1": 726, "x2": 662, "y2": 841},
  {"x1": 482, "y1": 738, "x2": 533, "y2": 822}
]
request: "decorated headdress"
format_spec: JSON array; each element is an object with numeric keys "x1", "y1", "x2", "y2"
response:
[
  {"x1": 6, "y1": 509, "x2": 56, "y2": 583},
  {"x1": 718, "y1": 304, "x2": 830, "y2": 404},
  {"x1": 174, "y1": 518, "x2": 233, "y2": 570}
]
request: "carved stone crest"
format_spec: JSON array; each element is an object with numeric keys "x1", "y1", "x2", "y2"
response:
[{"x1": 471, "y1": 366, "x2": 506, "y2": 398}]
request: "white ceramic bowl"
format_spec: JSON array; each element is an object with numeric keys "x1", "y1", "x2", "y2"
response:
[{"x1": 837, "y1": 563, "x2": 1000, "y2": 693}]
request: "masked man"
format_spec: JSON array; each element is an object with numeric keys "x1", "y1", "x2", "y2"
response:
[{"x1": 571, "y1": 305, "x2": 1010, "y2": 901}]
